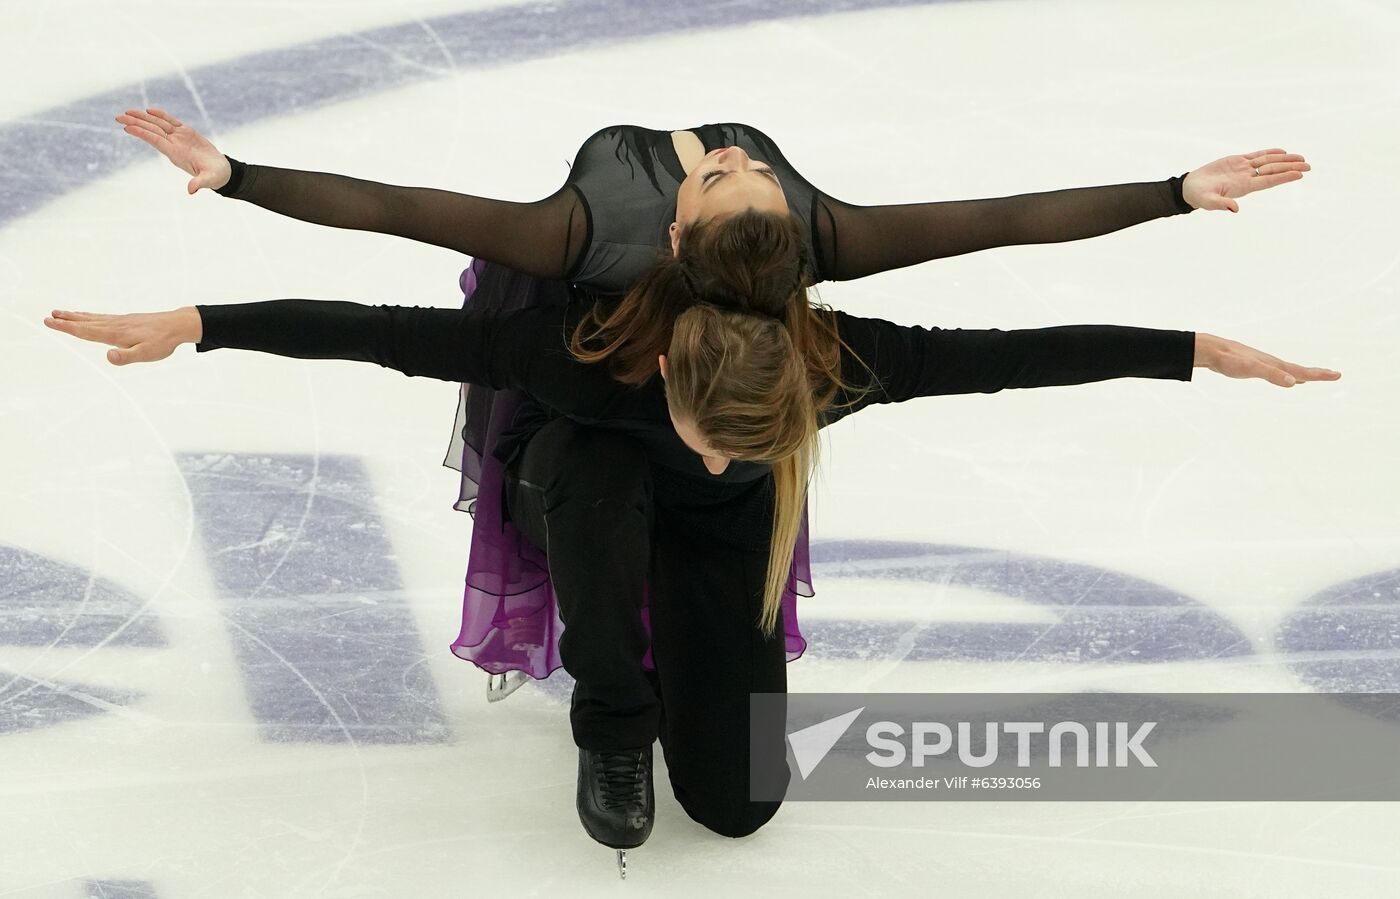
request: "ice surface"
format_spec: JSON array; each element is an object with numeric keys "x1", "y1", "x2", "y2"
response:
[{"x1": 2, "y1": 0, "x2": 1398, "y2": 895}]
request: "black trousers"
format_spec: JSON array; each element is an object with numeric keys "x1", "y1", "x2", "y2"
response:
[{"x1": 503, "y1": 417, "x2": 790, "y2": 837}]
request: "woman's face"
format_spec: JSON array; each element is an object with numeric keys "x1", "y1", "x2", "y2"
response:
[{"x1": 670, "y1": 145, "x2": 789, "y2": 254}]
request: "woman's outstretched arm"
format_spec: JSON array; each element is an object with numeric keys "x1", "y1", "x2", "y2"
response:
[
  {"x1": 814, "y1": 150, "x2": 1309, "y2": 281},
  {"x1": 117, "y1": 108, "x2": 588, "y2": 280}
]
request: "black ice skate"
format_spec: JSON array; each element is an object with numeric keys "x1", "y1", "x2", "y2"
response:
[{"x1": 576, "y1": 745, "x2": 654, "y2": 879}]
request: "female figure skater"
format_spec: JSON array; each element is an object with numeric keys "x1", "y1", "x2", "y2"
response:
[
  {"x1": 114, "y1": 107, "x2": 1312, "y2": 689},
  {"x1": 115, "y1": 108, "x2": 1308, "y2": 290},
  {"x1": 44, "y1": 294, "x2": 1339, "y2": 873}
]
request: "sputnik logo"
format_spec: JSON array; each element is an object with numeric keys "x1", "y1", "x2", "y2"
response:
[{"x1": 787, "y1": 707, "x2": 864, "y2": 780}]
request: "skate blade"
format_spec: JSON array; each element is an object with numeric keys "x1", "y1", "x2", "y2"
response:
[
  {"x1": 617, "y1": 848, "x2": 626, "y2": 879},
  {"x1": 486, "y1": 671, "x2": 529, "y2": 703}
]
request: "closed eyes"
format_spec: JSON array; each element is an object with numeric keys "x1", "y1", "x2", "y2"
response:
[{"x1": 701, "y1": 166, "x2": 780, "y2": 187}]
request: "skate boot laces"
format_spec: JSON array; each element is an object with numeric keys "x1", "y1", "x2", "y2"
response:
[{"x1": 592, "y1": 748, "x2": 648, "y2": 811}]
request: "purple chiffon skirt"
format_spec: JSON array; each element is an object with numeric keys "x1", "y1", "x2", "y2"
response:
[{"x1": 443, "y1": 257, "x2": 813, "y2": 679}]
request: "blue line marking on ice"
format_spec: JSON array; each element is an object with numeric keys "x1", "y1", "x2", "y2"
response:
[
  {"x1": 0, "y1": 673, "x2": 143, "y2": 736},
  {"x1": 805, "y1": 540, "x2": 1254, "y2": 663},
  {"x1": 0, "y1": 544, "x2": 165, "y2": 648},
  {"x1": 526, "y1": 539, "x2": 1256, "y2": 704},
  {"x1": 1278, "y1": 566, "x2": 1400, "y2": 692},
  {"x1": 177, "y1": 452, "x2": 449, "y2": 744},
  {"x1": 83, "y1": 879, "x2": 160, "y2": 899}
]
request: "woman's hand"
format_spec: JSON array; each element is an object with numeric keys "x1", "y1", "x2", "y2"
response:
[
  {"x1": 1194, "y1": 332, "x2": 1339, "y2": 387},
  {"x1": 115, "y1": 107, "x2": 232, "y2": 195},
  {"x1": 1182, "y1": 150, "x2": 1310, "y2": 213},
  {"x1": 43, "y1": 307, "x2": 203, "y2": 366}
]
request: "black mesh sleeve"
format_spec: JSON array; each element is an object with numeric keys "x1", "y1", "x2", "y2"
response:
[
  {"x1": 813, "y1": 175, "x2": 1194, "y2": 281},
  {"x1": 216, "y1": 157, "x2": 589, "y2": 280}
]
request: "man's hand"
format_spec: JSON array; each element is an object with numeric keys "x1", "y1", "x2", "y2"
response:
[
  {"x1": 1194, "y1": 332, "x2": 1339, "y2": 387},
  {"x1": 44, "y1": 307, "x2": 203, "y2": 365}
]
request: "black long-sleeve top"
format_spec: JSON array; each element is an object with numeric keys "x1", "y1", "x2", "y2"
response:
[
  {"x1": 195, "y1": 299, "x2": 1194, "y2": 543},
  {"x1": 216, "y1": 123, "x2": 1195, "y2": 292}
]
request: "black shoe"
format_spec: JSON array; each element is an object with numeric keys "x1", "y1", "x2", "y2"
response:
[{"x1": 576, "y1": 745, "x2": 654, "y2": 849}]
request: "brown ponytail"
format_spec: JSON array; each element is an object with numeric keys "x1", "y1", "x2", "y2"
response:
[{"x1": 570, "y1": 210, "x2": 853, "y2": 410}]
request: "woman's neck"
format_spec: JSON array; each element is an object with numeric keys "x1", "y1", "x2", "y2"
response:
[{"x1": 671, "y1": 130, "x2": 707, "y2": 175}]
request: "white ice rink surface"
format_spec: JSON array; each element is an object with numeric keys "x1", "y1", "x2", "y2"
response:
[{"x1": 3, "y1": 0, "x2": 1399, "y2": 895}]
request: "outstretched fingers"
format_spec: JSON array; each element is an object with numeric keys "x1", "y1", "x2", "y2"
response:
[
  {"x1": 145, "y1": 107, "x2": 185, "y2": 129},
  {"x1": 118, "y1": 109, "x2": 174, "y2": 136},
  {"x1": 1245, "y1": 151, "x2": 1310, "y2": 188},
  {"x1": 1253, "y1": 171, "x2": 1306, "y2": 190},
  {"x1": 1247, "y1": 353, "x2": 1341, "y2": 387},
  {"x1": 117, "y1": 118, "x2": 173, "y2": 153},
  {"x1": 1215, "y1": 338, "x2": 1341, "y2": 388},
  {"x1": 1277, "y1": 359, "x2": 1342, "y2": 383},
  {"x1": 1252, "y1": 153, "x2": 1307, "y2": 167},
  {"x1": 44, "y1": 312, "x2": 174, "y2": 366},
  {"x1": 122, "y1": 108, "x2": 176, "y2": 134},
  {"x1": 44, "y1": 312, "x2": 119, "y2": 345},
  {"x1": 1253, "y1": 360, "x2": 1300, "y2": 387}
]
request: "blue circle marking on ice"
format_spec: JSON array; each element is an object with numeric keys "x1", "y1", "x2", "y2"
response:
[
  {"x1": 1278, "y1": 567, "x2": 1400, "y2": 693},
  {"x1": 0, "y1": 543, "x2": 166, "y2": 650},
  {"x1": 0, "y1": 0, "x2": 961, "y2": 229},
  {"x1": 0, "y1": 543, "x2": 162, "y2": 736},
  {"x1": 528, "y1": 539, "x2": 1256, "y2": 704},
  {"x1": 805, "y1": 540, "x2": 1252, "y2": 663}
]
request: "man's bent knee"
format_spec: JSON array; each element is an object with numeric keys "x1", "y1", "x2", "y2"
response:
[{"x1": 681, "y1": 796, "x2": 782, "y2": 839}]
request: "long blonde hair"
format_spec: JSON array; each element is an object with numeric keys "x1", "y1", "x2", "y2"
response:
[{"x1": 663, "y1": 305, "x2": 817, "y2": 636}]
